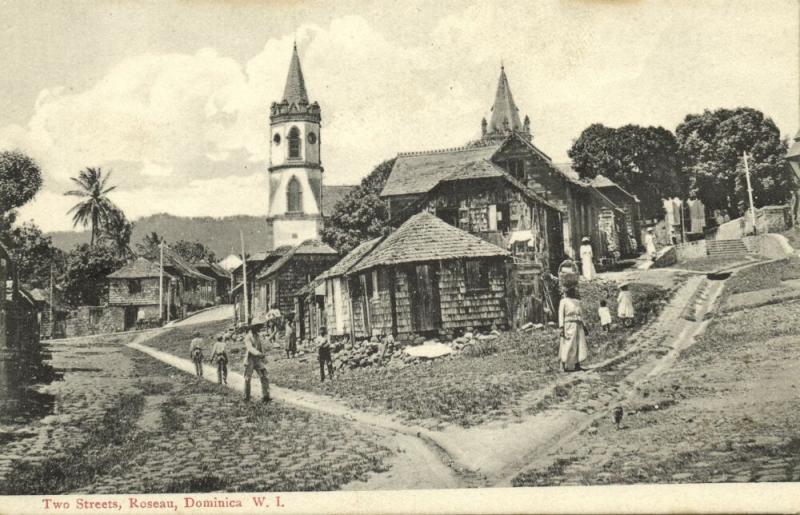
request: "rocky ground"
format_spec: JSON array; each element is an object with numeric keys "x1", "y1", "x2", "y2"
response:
[
  {"x1": 512, "y1": 259, "x2": 800, "y2": 487},
  {"x1": 0, "y1": 334, "x2": 392, "y2": 495}
]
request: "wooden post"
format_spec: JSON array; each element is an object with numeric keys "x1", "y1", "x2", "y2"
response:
[
  {"x1": 159, "y1": 241, "x2": 164, "y2": 321},
  {"x1": 166, "y1": 279, "x2": 171, "y2": 323},
  {"x1": 49, "y1": 263, "x2": 54, "y2": 339},
  {"x1": 240, "y1": 230, "x2": 249, "y2": 323},
  {"x1": 743, "y1": 151, "x2": 757, "y2": 235}
]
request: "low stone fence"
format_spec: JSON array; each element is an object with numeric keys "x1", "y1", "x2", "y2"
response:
[{"x1": 64, "y1": 306, "x2": 125, "y2": 338}]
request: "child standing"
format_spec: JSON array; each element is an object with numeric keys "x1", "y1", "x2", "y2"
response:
[
  {"x1": 209, "y1": 335, "x2": 229, "y2": 385},
  {"x1": 598, "y1": 300, "x2": 612, "y2": 331},
  {"x1": 284, "y1": 318, "x2": 297, "y2": 359},
  {"x1": 189, "y1": 332, "x2": 204, "y2": 378},
  {"x1": 617, "y1": 283, "x2": 635, "y2": 327}
]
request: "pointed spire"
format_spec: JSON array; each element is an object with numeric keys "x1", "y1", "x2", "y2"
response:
[
  {"x1": 488, "y1": 64, "x2": 522, "y2": 134},
  {"x1": 282, "y1": 42, "x2": 309, "y2": 105}
]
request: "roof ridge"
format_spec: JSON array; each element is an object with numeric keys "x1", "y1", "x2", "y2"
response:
[{"x1": 397, "y1": 143, "x2": 495, "y2": 157}]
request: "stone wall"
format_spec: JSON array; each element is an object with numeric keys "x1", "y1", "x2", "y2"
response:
[
  {"x1": 65, "y1": 306, "x2": 125, "y2": 337},
  {"x1": 675, "y1": 240, "x2": 708, "y2": 261}
]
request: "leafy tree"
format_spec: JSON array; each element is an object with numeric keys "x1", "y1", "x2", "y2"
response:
[
  {"x1": 676, "y1": 107, "x2": 788, "y2": 218},
  {"x1": 62, "y1": 244, "x2": 124, "y2": 306},
  {"x1": 136, "y1": 231, "x2": 164, "y2": 260},
  {"x1": 568, "y1": 124, "x2": 683, "y2": 219},
  {"x1": 1, "y1": 221, "x2": 65, "y2": 289},
  {"x1": 321, "y1": 158, "x2": 396, "y2": 254},
  {"x1": 64, "y1": 167, "x2": 120, "y2": 246},
  {"x1": 97, "y1": 206, "x2": 134, "y2": 258},
  {"x1": 0, "y1": 150, "x2": 42, "y2": 213},
  {"x1": 172, "y1": 240, "x2": 216, "y2": 264}
]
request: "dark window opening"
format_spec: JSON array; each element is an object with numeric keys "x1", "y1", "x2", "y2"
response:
[
  {"x1": 287, "y1": 177, "x2": 303, "y2": 213},
  {"x1": 463, "y1": 259, "x2": 490, "y2": 292},
  {"x1": 273, "y1": 133, "x2": 281, "y2": 145},
  {"x1": 128, "y1": 279, "x2": 142, "y2": 294},
  {"x1": 288, "y1": 126, "x2": 301, "y2": 158},
  {"x1": 436, "y1": 207, "x2": 459, "y2": 227},
  {"x1": 496, "y1": 203, "x2": 511, "y2": 233},
  {"x1": 507, "y1": 159, "x2": 525, "y2": 181}
]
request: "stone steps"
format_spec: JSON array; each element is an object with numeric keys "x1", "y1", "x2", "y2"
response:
[{"x1": 706, "y1": 239, "x2": 748, "y2": 258}]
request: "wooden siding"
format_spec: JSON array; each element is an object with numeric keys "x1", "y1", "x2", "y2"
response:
[
  {"x1": 254, "y1": 254, "x2": 339, "y2": 322},
  {"x1": 108, "y1": 277, "x2": 162, "y2": 306}
]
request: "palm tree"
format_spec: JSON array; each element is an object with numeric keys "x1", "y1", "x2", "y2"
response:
[
  {"x1": 136, "y1": 231, "x2": 164, "y2": 260},
  {"x1": 64, "y1": 167, "x2": 119, "y2": 246}
]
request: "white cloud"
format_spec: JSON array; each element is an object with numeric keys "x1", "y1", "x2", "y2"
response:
[{"x1": 4, "y1": 1, "x2": 799, "y2": 233}]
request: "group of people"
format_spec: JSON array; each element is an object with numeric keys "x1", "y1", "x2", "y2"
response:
[
  {"x1": 557, "y1": 282, "x2": 636, "y2": 373},
  {"x1": 187, "y1": 308, "x2": 337, "y2": 403},
  {"x1": 559, "y1": 234, "x2": 638, "y2": 373}
]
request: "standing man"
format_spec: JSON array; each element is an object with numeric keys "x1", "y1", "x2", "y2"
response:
[
  {"x1": 209, "y1": 335, "x2": 229, "y2": 386},
  {"x1": 265, "y1": 303, "x2": 282, "y2": 344},
  {"x1": 189, "y1": 332, "x2": 204, "y2": 378},
  {"x1": 315, "y1": 327, "x2": 334, "y2": 382},
  {"x1": 243, "y1": 321, "x2": 271, "y2": 403}
]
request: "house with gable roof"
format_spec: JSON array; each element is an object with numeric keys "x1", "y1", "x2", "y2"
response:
[
  {"x1": 381, "y1": 65, "x2": 634, "y2": 264},
  {"x1": 299, "y1": 213, "x2": 511, "y2": 341}
]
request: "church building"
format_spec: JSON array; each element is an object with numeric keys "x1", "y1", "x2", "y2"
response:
[{"x1": 265, "y1": 44, "x2": 329, "y2": 250}]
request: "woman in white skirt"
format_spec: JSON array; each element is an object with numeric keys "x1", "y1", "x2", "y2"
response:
[
  {"x1": 579, "y1": 237, "x2": 596, "y2": 280},
  {"x1": 617, "y1": 282, "x2": 635, "y2": 327},
  {"x1": 558, "y1": 286, "x2": 589, "y2": 371}
]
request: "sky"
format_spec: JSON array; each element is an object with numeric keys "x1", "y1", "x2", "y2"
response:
[{"x1": 1, "y1": 0, "x2": 798, "y2": 233}]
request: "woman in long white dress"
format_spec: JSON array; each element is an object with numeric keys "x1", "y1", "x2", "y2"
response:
[
  {"x1": 644, "y1": 228, "x2": 657, "y2": 260},
  {"x1": 558, "y1": 286, "x2": 589, "y2": 371},
  {"x1": 579, "y1": 237, "x2": 596, "y2": 280}
]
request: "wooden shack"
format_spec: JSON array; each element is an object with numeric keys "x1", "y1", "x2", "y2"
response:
[
  {"x1": 0, "y1": 243, "x2": 39, "y2": 348},
  {"x1": 299, "y1": 237, "x2": 383, "y2": 340},
  {"x1": 251, "y1": 240, "x2": 339, "y2": 323},
  {"x1": 327, "y1": 213, "x2": 510, "y2": 339}
]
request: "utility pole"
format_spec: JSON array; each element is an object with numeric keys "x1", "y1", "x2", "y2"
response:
[
  {"x1": 49, "y1": 263, "x2": 55, "y2": 339},
  {"x1": 743, "y1": 151, "x2": 757, "y2": 235},
  {"x1": 240, "y1": 230, "x2": 249, "y2": 324},
  {"x1": 159, "y1": 241, "x2": 164, "y2": 321}
]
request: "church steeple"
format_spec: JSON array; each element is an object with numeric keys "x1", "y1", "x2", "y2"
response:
[
  {"x1": 282, "y1": 43, "x2": 309, "y2": 105},
  {"x1": 483, "y1": 64, "x2": 531, "y2": 141}
]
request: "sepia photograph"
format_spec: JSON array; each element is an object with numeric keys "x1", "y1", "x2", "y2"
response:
[{"x1": 0, "y1": 0, "x2": 799, "y2": 513}]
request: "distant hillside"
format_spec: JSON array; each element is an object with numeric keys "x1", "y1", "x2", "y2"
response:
[
  {"x1": 49, "y1": 214, "x2": 273, "y2": 258},
  {"x1": 48, "y1": 185, "x2": 357, "y2": 258}
]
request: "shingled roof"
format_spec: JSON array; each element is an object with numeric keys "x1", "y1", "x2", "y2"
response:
[
  {"x1": 591, "y1": 174, "x2": 639, "y2": 202},
  {"x1": 107, "y1": 257, "x2": 175, "y2": 280},
  {"x1": 351, "y1": 212, "x2": 508, "y2": 273},
  {"x1": 257, "y1": 239, "x2": 337, "y2": 280},
  {"x1": 787, "y1": 129, "x2": 800, "y2": 159},
  {"x1": 380, "y1": 144, "x2": 501, "y2": 197},
  {"x1": 320, "y1": 237, "x2": 384, "y2": 279}
]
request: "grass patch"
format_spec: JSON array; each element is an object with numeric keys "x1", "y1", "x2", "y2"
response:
[
  {"x1": 259, "y1": 280, "x2": 673, "y2": 427},
  {"x1": 674, "y1": 256, "x2": 749, "y2": 272},
  {"x1": 724, "y1": 257, "x2": 800, "y2": 295}
]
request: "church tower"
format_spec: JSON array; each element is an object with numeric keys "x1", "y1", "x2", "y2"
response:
[
  {"x1": 265, "y1": 44, "x2": 324, "y2": 249},
  {"x1": 481, "y1": 65, "x2": 532, "y2": 142}
]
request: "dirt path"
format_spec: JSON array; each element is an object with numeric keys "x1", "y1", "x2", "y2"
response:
[
  {"x1": 126, "y1": 270, "x2": 713, "y2": 489},
  {"x1": 126, "y1": 338, "x2": 465, "y2": 489}
]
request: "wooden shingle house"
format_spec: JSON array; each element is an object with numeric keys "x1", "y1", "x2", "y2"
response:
[
  {"x1": 381, "y1": 65, "x2": 633, "y2": 264},
  {"x1": 250, "y1": 239, "x2": 338, "y2": 324},
  {"x1": 0, "y1": 243, "x2": 39, "y2": 348},
  {"x1": 304, "y1": 213, "x2": 510, "y2": 341},
  {"x1": 194, "y1": 261, "x2": 232, "y2": 304},
  {"x1": 107, "y1": 257, "x2": 177, "y2": 329}
]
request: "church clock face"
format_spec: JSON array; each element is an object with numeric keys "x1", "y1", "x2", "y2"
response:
[{"x1": 307, "y1": 132, "x2": 317, "y2": 144}]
